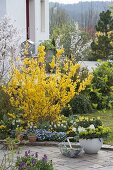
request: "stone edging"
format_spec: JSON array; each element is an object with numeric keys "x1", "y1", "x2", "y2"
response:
[
  {"x1": 19, "y1": 141, "x2": 113, "y2": 151},
  {"x1": 101, "y1": 144, "x2": 113, "y2": 151},
  {"x1": 1, "y1": 140, "x2": 113, "y2": 151}
]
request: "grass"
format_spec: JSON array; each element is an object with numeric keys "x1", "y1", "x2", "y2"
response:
[{"x1": 83, "y1": 110, "x2": 113, "y2": 145}]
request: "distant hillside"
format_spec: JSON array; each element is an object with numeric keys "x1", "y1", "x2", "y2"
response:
[{"x1": 49, "y1": 1, "x2": 113, "y2": 33}]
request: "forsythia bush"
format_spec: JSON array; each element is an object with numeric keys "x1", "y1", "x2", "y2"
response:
[{"x1": 6, "y1": 45, "x2": 93, "y2": 123}]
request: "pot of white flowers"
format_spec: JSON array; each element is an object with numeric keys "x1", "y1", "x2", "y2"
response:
[
  {"x1": 79, "y1": 137, "x2": 103, "y2": 154},
  {"x1": 76, "y1": 117, "x2": 111, "y2": 154}
]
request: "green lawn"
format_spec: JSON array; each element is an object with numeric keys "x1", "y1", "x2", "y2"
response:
[{"x1": 83, "y1": 110, "x2": 113, "y2": 145}]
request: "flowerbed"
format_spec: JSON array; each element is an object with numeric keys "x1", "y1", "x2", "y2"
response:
[
  {"x1": 16, "y1": 150, "x2": 54, "y2": 170},
  {"x1": 0, "y1": 149, "x2": 54, "y2": 170},
  {"x1": 0, "y1": 113, "x2": 111, "y2": 144},
  {"x1": 35, "y1": 129, "x2": 66, "y2": 142}
]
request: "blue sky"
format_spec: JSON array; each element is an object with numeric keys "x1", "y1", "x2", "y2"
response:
[{"x1": 50, "y1": 0, "x2": 112, "y2": 4}]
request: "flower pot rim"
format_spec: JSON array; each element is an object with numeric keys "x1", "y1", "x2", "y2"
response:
[
  {"x1": 79, "y1": 138, "x2": 103, "y2": 140},
  {"x1": 28, "y1": 135, "x2": 36, "y2": 137}
]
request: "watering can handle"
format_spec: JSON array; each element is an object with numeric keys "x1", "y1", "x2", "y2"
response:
[{"x1": 67, "y1": 137, "x2": 74, "y2": 149}]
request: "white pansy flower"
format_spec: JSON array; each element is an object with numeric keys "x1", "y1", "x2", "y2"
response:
[
  {"x1": 70, "y1": 120, "x2": 73, "y2": 124},
  {"x1": 12, "y1": 122, "x2": 15, "y2": 125},
  {"x1": 78, "y1": 126, "x2": 86, "y2": 133},
  {"x1": 72, "y1": 127, "x2": 76, "y2": 132},
  {"x1": 57, "y1": 124, "x2": 60, "y2": 127},
  {"x1": 54, "y1": 124, "x2": 56, "y2": 128},
  {"x1": 61, "y1": 124, "x2": 64, "y2": 127},
  {"x1": 16, "y1": 120, "x2": 20, "y2": 123},
  {"x1": 88, "y1": 124, "x2": 95, "y2": 130}
]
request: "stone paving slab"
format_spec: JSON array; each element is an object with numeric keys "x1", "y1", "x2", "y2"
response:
[{"x1": 1, "y1": 145, "x2": 113, "y2": 170}]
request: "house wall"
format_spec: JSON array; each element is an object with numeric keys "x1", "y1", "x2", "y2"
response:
[
  {"x1": 6, "y1": 0, "x2": 26, "y2": 42},
  {"x1": 0, "y1": 0, "x2": 49, "y2": 52}
]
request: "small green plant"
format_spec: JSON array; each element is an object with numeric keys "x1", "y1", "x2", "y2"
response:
[
  {"x1": 28, "y1": 131, "x2": 36, "y2": 136},
  {"x1": 16, "y1": 127, "x2": 25, "y2": 135},
  {"x1": 42, "y1": 39, "x2": 56, "y2": 51},
  {"x1": 5, "y1": 137, "x2": 19, "y2": 150}
]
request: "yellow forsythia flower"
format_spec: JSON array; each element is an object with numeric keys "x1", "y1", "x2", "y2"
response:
[
  {"x1": 78, "y1": 74, "x2": 93, "y2": 93},
  {"x1": 95, "y1": 31, "x2": 103, "y2": 37},
  {"x1": 49, "y1": 56, "x2": 56, "y2": 69},
  {"x1": 6, "y1": 45, "x2": 92, "y2": 123},
  {"x1": 56, "y1": 48, "x2": 64, "y2": 58},
  {"x1": 38, "y1": 45, "x2": 45, "y2": 52},
  {"x1": 0, "y1": 125, "x2": 6, "y2": 129},
  {"x1": 38, "y1": 45, "x2": 46, "y2": 63},
  {"x1": 7, "y1": 113, "x2": 16, "y2": 119}
]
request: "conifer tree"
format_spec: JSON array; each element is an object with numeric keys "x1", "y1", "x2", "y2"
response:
[{"x1": 91, "y1": 10, "x2": 113, "y2": 60}]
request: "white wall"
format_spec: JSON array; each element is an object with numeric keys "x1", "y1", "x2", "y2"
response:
[
  {"x1": 0, "y1": 0, "x2": 6, "y2": 19},
  {"x1": 6, "y1": 0, "x2": 26, "y2": 42},
  {"x1": 35, "y1": 0, "x2": 49, "y2": 48}
]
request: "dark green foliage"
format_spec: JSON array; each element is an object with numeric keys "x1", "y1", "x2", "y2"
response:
[
  {"x1": 70, "y1": 93, "x2": 92, "y2": 115},
  {"x1": 91, "y1": 33, "x2": 113, "y2": 60},
  {"x1": 0, "y1": 86, "x2": 20, "y2": 118},
  {"x1": 0, "y1": 87, "x2": 23, "y2": 139},
  {"x1": 41, "y1": 39, "x2": 56, "y2": 72},
  {"x1": 96, "y1": 10, "x2": 113, "y2": 33},
  {"x1": 91, "y1": 10, "x2": 113, "y2": 60},
  {"x1": 61, "y1": 67, "x2": 92, "y2": 116},
  {"x1": 42, "y1": 39, "x2": 56, "y2": 51},
  {"x1": 90, "y1": 61, "x2": 113, "y2": 109},
  {"x1": 61, "y1": 104, "x2": 73, "y2": 117},
  {"x1": 69, "y1": 67, "x2": 92, "y2": 115},
  {"x1": 0, "y1": 87, "x2": 13, "y2": 119}
]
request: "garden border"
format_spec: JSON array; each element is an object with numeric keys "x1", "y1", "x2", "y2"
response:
[
  {"x1": 19, "y1": 141, "x2": 113, "y2": 151},
  {"x1": 1, "y1": 140, "x2": 113, "y2": 151}
]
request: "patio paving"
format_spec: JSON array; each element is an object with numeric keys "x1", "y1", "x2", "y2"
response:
[{"x1": 0, "y1": 145, "x2": 113, "y2": 170}]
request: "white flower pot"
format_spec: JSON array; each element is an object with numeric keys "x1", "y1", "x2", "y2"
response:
[{"x1": 79, "y1": 138, "x2": 103, "y2": 154}]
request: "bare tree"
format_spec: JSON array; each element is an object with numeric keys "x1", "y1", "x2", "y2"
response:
[{"x1": 0, "y1": 16, "x2": 21, "y2": 84}]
